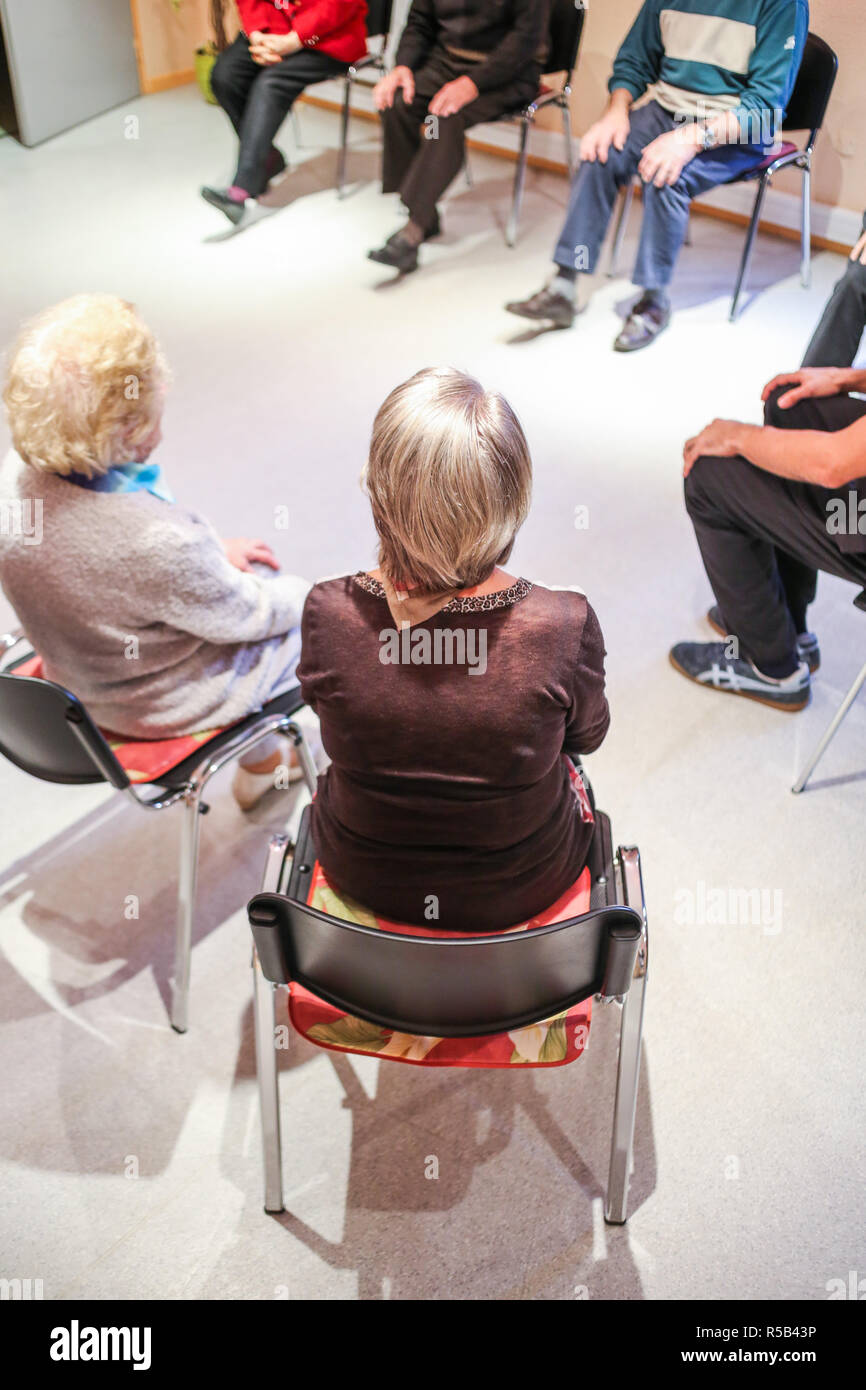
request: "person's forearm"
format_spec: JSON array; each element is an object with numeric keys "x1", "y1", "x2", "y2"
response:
[
  {"x1": 731, "y1": 422, "x2": 861, "y2": 488},
  {"x1": 608, "y1": 88, "x2": 634, "y2": 115}
]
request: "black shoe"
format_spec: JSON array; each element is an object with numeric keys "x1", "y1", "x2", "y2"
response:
[
  {"x1": 613, "y1": 293, "x2": 671, "y2": 352},
  {"x1": 706, "y1": 604, "x2": 820, "y2": 673},
  {"x1": 200, "y1": 185, "x2": 249, "y2": 225},
  {"x1": 368, "y1": 232, "x2": 419, "y2": 273},
  {"x1": 505, "y1": 285, "x2": 576, "y2": 329},
  {"x1": 669, "y1": 641, "x2": 811, "y2": 712}
]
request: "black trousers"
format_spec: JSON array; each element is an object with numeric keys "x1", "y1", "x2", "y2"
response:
[
  {"x1": 802, "y1": 212, "x2": 866, "y2": 368},
  {"x1": 211, "y1": 34, "x2": 348, "y2": 196},
  {"x1": 684, "y1": 390, "x2": 866, "y2": 675},
  {"x1": 381, "y1": 46, "x2": 539, "y2": 230}
]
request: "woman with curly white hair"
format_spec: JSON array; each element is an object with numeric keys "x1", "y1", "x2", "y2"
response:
[{"x1": 0, "y1": 293, "x2": 312, "y2": 808}]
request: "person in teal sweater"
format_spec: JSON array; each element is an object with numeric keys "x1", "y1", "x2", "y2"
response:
[{"x1": 507, "y1": 0, "x2": 809, "y2": 351}]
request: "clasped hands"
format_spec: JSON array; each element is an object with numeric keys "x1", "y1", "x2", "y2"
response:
[{"x1": 249, "y1": 30, "x2": 301, "y2": 65}]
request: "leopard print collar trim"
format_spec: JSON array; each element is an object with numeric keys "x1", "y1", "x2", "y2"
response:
[{"x1": 352, "y1": 573, "x2": 533, "y2": 613}]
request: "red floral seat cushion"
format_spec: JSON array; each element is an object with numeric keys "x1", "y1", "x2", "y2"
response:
[
  {"x1": 11, "y1": 655, "x2": 231, "y2": 785},
  {"x1": 287, "y1": 760, "x2": 595, "y2": 1070}
]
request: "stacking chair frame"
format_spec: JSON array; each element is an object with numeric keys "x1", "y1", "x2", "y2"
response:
[
  {"x1": 249, "y1": 799, "x2": 649, "y2": 1226},
  {"x1": 0, "y1": 631, "x2": 317, "y2": 1032}
]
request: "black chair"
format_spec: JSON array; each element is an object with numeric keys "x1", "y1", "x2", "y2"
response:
[
  {"x1": 608, "y1": 33, "x2": 838, "y2": 321},
  {"x1": 490, "y1": 0, "x2": 586, "y2": 246},
  {"x1": 337, "y1": 0, "x2": 394, "y2": 196},
  {"x1": 728, "y1": 32, "x2": 838, "y2": 320},
  {"x1": 248, "y1": 800, "x2": 649, "y2": 1225},
  {"x1": 0, "y1": 632, "x2": 317, "y2": 1032},
  {"x1": 792, "y1": 589, "x2": 866, "y2": 793}
]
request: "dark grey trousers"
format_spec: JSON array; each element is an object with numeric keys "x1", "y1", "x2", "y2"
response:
[
  {"x1": 211, "y1": 34, "x2": 347, "y2": 196},
  {"x1": 381, "y1": 46, "x2": 538, "y2": 231}
]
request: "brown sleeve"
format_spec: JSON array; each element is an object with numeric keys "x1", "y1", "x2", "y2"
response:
[
  {"x1": 297, "y1": 583, "x2": 326, "y2": 714},
  {"x1": 563, "y1": 597, "x2": 610, "y2": 756}
]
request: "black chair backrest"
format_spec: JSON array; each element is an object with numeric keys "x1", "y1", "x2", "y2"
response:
[
  {"x1": 548, "y1": 0, "x2": 587, "y2": 77},
  {"x1": 366, "y1": 0, "x2": 393, "y2": 41},
  {"x1": 783, "y1": 32, "x2": 838, "y2": 136},
  {"x1": 248, "y1": 807, "x2": 642, "y2": 1039},
  {"x1": 0, "y1": 672, "x2": 129, "y2": 789}
]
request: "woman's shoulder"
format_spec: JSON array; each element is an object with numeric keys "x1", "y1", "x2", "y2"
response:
[
  {"x1": 303, "y1": 572, "x2": 371, "y2": 616},
  {"x1": 521, "y1": 580, "x2": 605, "y2": 650},
  {"x1": 522, "y1": 579, "x2": 592, "y2": 618}
]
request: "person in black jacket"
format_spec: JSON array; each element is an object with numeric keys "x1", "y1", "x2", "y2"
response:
[{"x1": 368, "y1": 0, "x2": 548, "y2": 273}]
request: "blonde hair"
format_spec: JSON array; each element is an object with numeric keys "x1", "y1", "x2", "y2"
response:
[
  {"x1": 363, "y1": 368, "x2": 532, "y2": 595},
  {"x1": 3, "y1": 294, "x2": 169, "y2": 477}
]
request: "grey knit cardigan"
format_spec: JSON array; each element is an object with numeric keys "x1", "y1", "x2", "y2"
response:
[{"x1": 0, "y1": 451, "x2": 311, "y2": 738}]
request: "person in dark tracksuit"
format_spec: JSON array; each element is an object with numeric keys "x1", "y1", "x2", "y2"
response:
[{"x1": 368, "y1": 0, "x2": 548, "y2": 273}]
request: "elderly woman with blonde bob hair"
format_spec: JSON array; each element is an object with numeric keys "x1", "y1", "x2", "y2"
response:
[
  {"x1": 298, "y1": 367, "x2": 611, "y2": 932},
  {"x1": 0, "y1": 294, "x2": 312, "y2": 808}
]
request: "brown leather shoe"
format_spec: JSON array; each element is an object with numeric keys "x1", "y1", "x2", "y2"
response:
[
  {"x1": 505, "y1": 285, "x2": 576, "y2": 328},
  {"x1": 614, "y1": 293, "x2": 671, "y2": 352}
]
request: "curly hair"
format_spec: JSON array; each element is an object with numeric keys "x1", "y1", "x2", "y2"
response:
[{"x1": 3, "y1": 294, "x2": 169, "y2": 477}]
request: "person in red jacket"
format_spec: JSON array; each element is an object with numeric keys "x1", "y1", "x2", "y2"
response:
[{"x1": 202, "y1": 1, "x2": 368, "y2": 225}]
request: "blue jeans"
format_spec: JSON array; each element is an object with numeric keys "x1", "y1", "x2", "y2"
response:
[{"x1": 554, "y1": 101, "x2": 766, "y2": 291}]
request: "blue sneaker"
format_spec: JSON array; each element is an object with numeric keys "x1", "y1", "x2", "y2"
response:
[{"x1": 669, "y1": 641, "x2": 811, "y2": 711}]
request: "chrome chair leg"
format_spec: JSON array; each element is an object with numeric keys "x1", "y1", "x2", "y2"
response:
[
  {"x1": 506, "y1": 116, "x2": 532, "y2": 248},
  {"x1": 254, "y1": 833, "x2": 290, "y2": 1212},
  {"x1": 604, "y1": 971, "x2": 646, "y2": 1224},
  {"x1": 337, "y1": 74, "x2": 352, "y2": 197},
  {"x1": 291, "y1": 107, "x2": 303, "y2": 149},
  {"x1": 560, "y1": 98, "x2": 574, "y2": 177},
  {"x1": 800, "y1": 162, "x2": 812, "y2": 288},
  {"x1": 287, "y1": 723, "x2": 319, "y2": 795},
  {"x1": 605, "y1": 845, "x2": 648, "y2": 1225},
  {"x1": 608, "y1": 180, "x2": 635, "y2": 278},
  {"x1": 792, "y1": 660, "x2": 866, "y2": 793},
  {"x1": 171, "y1": 789, "x2": 204, "y2": 1034},
  {"x1": 464, "y1": 150, "x2": 474, "y2": 188},
  {"x1": 730, "y1": 173, "x2": 769, "y2": 321}
]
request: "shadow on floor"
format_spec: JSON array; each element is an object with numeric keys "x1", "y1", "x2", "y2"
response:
[{"x1": 228, "y1": 993, "x2": 657, "y2": 1299}]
